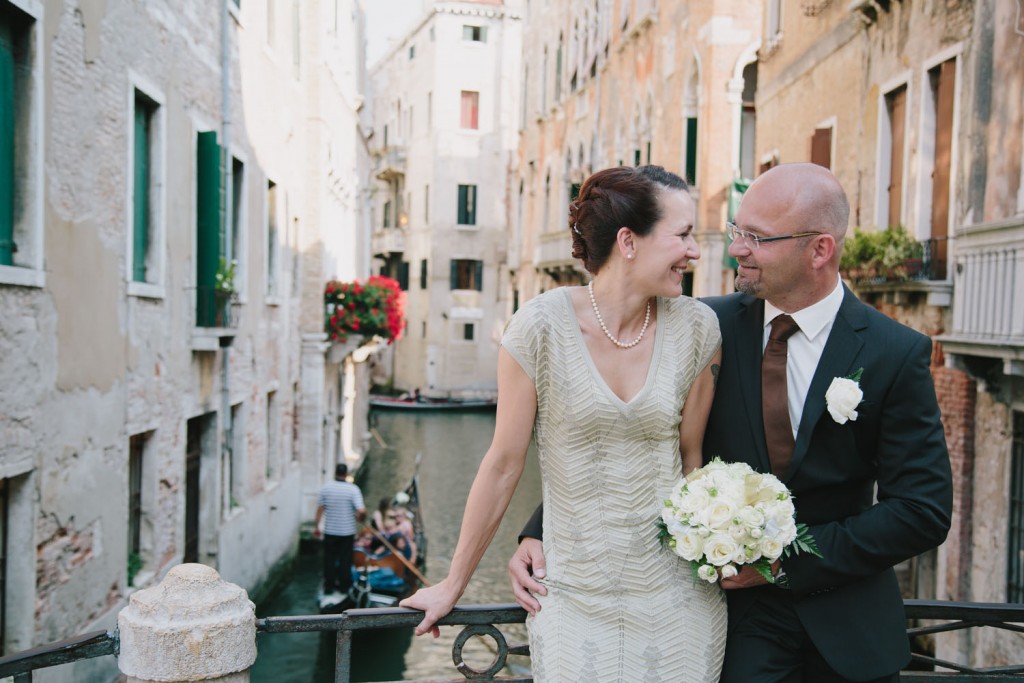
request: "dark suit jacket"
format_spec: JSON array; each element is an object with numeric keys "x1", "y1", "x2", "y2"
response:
[
  {"x1": 522, "y1": 287, "x2": 952, "y2": 681},
  {"x1": 702, "y1": 288, "x2": 952, "y2": 680}
]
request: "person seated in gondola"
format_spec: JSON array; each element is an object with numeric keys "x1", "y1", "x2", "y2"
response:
[{"x1": 391, "y1": 506, "x2": 417, "y2": 563}]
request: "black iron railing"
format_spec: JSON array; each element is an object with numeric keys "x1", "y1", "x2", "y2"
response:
[{"x1": 2, "y1": 600, "x2": 1023, "y2": 682}]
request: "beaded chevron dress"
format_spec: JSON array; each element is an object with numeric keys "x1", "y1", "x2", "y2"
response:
[{"x1": 502, "y1": 288, "x2": 727, "y2": 683}]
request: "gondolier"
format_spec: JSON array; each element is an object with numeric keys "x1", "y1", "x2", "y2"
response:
[{"x1": 314, "y1": 463, "x2": 366, "y2": 598}]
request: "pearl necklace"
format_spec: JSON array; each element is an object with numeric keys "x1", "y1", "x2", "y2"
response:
[{"x1": 588, "y1": 280, "x2": 651, "y2": 349}]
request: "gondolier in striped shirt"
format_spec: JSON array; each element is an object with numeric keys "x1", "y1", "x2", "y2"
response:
[{"x1": 314, "y1": 463, "x2": 366, "y2": 597}]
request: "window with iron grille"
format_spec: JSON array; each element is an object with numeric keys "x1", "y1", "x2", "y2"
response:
[
  {"x1": 1009, "y1": 411, "x2": 1024, "y2": 602},
  {"x1": 462, "y1": 25, "x2": 486, "y2": 42}
]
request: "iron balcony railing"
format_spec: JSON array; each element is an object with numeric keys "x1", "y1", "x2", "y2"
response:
[{"x1": 2, "y1": 600, "x2": 1023, "y2": 682}]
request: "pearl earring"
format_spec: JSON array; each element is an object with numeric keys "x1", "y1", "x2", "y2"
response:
[{"x1": 627, "y1": 253, "x2": 634, "y2": 260}]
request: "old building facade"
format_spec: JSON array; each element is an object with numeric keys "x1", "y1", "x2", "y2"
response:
[
  {"x1": 752, "y1": 0, "x2": 1024, "y2": 669},
  {"x1": 0, "y1": 0, "x2": 372, "y2": 676},
  {"x1": 512, "y1": 0, "x2": 762, "y2": 302},
  {"x1": 369, "y1": 0, "x2": 521, "y2": 397}
]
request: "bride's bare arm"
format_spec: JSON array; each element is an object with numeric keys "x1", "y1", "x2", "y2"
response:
[
  {"x1": 679, "y1": 349, "x2": 721, "y2": 474},
  {"x1": 400, "y1": 348, "x2": 538, "y2": 636}
]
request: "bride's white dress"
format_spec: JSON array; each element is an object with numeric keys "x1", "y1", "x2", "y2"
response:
[{"x1": 502, "y1": 288, "x2": 727, "y2": 683}]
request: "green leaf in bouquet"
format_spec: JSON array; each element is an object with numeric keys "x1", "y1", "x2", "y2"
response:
[
  {"x1": 656, "y1": 520, "x2": 672, "y2": 547},
  {"x1": 752, "y1": 559, "x2": 775, "y2": 584},
  {"x1": 783, "y1": 523, "x2": 823, "y2": 559}
]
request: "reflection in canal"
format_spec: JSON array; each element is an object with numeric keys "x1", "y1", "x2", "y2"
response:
[{"x1": 251, "y1": 410, "x2": 541, "y2": 682}]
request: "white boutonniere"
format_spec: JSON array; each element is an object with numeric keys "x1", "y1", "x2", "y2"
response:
[{"x1": 825, "y1": 368, "x2": 864, "y2": 424}]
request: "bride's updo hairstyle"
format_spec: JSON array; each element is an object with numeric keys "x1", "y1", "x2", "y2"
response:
[{"x1": 569, "y1": 165, "x2": 688, "y2": 273}]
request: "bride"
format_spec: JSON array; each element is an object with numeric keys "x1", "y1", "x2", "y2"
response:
[{"x1": 400, "y1": 165, "x2": 726, "y2": 682}]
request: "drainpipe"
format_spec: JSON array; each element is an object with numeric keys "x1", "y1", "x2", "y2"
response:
[{"x1": 221, "y1": 0, "x2": 234, "y2": 524}]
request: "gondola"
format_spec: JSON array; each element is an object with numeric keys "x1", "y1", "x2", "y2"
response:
[
  {"x1": 317, "y1": 455, "x2": 428, "y2": 613},
  {"x1": 368, "y1": 394, "x2": 497, "y2": 411}
]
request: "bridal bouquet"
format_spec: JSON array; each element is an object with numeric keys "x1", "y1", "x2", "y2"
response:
[{"x1": 658, "y1": 458, "x2": 820, "y2": 584}]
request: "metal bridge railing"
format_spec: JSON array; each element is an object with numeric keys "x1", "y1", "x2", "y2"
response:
[{"x1": 2, "y1": 600, "x2": 1024, "y2": 682}]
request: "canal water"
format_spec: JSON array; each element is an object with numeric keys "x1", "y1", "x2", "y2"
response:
[{"x1": 251, "y1": 409, "x2": 542, "y2": 682}]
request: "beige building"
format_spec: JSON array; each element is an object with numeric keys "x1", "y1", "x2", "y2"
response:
[
  {"x1": 0, "y1": 0, "x2": 373, "y2": 676},
  {"x1": 368, "y1": 0, "x2": 521, "y2": 397},
  {"x1": 512, "y1": 0, "x2": 762, "y2": 302},
  {"x1": 752, "y1": 0, "x2": 1024, "y2": 670}
]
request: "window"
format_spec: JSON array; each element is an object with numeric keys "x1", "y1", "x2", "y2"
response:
[
  {"x1": 266, "y1": 391, "x2": 279, "y2": 479},
  {"x1": 383, "y1": 200, "x2": 392, "y2": 228},
  {"x1": 878, "y1": 84, "x2": 907, "y2": 229},
  {"x1": 920, "y1": 56, "x2": 956, "y2": 280},
  {"x1": 129, "y1": 88, "x2": 163, "y2": 292},
  {"x1": 0, "y1": 1, "x2": 44, "y2": 286},
  {"x1": 229, "y1": 402, "x2": 245, "y2": 513},
  {"x1": 460, "y1": 90, "x2": 479, "y2": 129},
  {"x1": 1009, "y1": 412, "x2": 1024, "y2": 602},
  {"x1": 266, "y1": 180, "x2": 279, "y2": 297},
  {"x1": 450, "y1": 259, "x2": 483, "y2": 291},
  {"x1": 462, "y1": 25, "x2": 486, "y2": 42},
  {"x1": 128, "y1": 433, "x2": 145, "y2": 585},
  {"x1": 408, "y1": 44, "x2": 415, "y2": 59},
  {"x1": 421, "y1": 320, "x2": 426, "y2": 338},
  {"x1": 463, "y1": 323, "x2": 475, "y2": 341},
  {"x1": 555, "y1": 33, "x2": 563, "y2": 102},
  {"x1": 739, "y1": 62, "x2": 757, "y2": 179},
  {"x1": 230, "y1": 156, "x2": 245, "y2": 295},
  {"x1": 397, "y1": 261, "x2": 409, "y2": 291},
  {"x1": 457, "y1": 185, "x2": 477, "y2": 225},
  {"x1": 767, "y1": 0, "x2": 782, "y2": 40},
  {"x1": 0, "y1": 477, "x2": 7, "y2": 655},
  {"x1": 195, "y1": 131, "x2": 222, "y2": 327},
  {"x1": 424, "y1": 183, "x2": 429, "y2": 221},
  {"x1": 420, "y1": 259, "x2": 427, "y2": 289},
  {"x1": 810, "y1": 126, "x2": 832, "y2": 170},
  {"x1": 427, "y1": 92, "x2": 432, "y2": 129},
  {"x1": 685, "y1": 117, "x2": 698, "y2": 185}
]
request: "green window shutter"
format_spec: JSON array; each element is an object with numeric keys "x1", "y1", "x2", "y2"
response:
[
  {"x1": 132, "y1": 101, "x2": 150, "y2": 281},
  {"x1": 398, "y1": 261, "x2": 409, "y2": 291},
  {"x1": 0, "y1": 17, "x2": 15, "y2": 266},
  {"x1": 457, "y1": 185, "x2": 467, "y2": 224},
  {"x1": 474, "y1": 260, "x2": 483, "y2": 292},
  {"x1": 685, "y1": 117, "x2": 698, "y2": 185},
  {"x1": 450, "y1": 259, "x2": 457, "y2": 289},
  {"x1": 196, "y1": 131, "x2": 222, "y2": 326}
]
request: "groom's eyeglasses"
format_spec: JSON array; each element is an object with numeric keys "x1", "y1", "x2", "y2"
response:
[{"x1": 726, "y1": 222, "x2": 823, "y2": 250}]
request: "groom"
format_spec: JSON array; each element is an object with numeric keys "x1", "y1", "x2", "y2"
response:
[{"x1": 509, "y1": 163, "x2": 953, "y2": 682}]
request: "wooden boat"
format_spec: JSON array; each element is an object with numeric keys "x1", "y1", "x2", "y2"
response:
[
  {"x1": 368, "y1": 394, "x2": 496, "y2": 411},
  {"x1": 318, "y1": 456, "x2": 428, "y2": 613}
]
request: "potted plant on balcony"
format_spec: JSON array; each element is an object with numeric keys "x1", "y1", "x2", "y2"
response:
[
  {"x1": 840, "y1": 226, "x2": 923, "y2": 283},
  {"x1": 324, "y1": 275, "x2": 406, "y2": 345},
  {"x1": 214, "y1": 258, "x2": 239, "y2": 326}
]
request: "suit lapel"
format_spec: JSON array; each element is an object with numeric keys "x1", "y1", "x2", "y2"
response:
[
  {"x1": 731, "y1": 296, "x2": 772, "y2": 473},
  {"x1": 786, "y1": 288, "x2": 868, "y2": 482}
]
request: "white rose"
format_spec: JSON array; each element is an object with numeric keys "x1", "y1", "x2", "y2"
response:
[
  {"x1": 737, "y1": 507, "x2": 766, "y2": 529},
  {"x1": 759, "y1": 537, "x2": 785, "y2": 560},
  {"x1": 673, "y1": 531, "x2": 706, "y2": 562},
  {"x1": 703, "y1": 533, "x2": 740, "y2": 567},
  {"x1": 826, "y1": 377, "x2": 863, "y2": 424},
  {"x1": 707, "y1": 500, "x2": 737, "y2": 529},
  {"x1": 728, "y1": 525, "x2": 749, "y2": 542},
  {"x1": 678, "y1": 487, "x2": 711, "y2": 515},
  {"x1": 697, "y1": 564, "x2": 719, "y2": 583},
  {"x1": 720, "y1": 564, "x2": 739, "y2": 579}
]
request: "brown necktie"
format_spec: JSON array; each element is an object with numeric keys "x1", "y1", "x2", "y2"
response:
[{"x1": 763, "y1": 314, "x2": 800, "y2": 477}]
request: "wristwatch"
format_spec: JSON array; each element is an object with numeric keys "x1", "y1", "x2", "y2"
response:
[{"x1": 774, "y1": 566, "x2": 791, "y2": 590}]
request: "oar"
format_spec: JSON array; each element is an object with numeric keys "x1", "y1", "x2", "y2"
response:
[{"x1": 361, "y1": 525, "x2": 431, "y2": 587}]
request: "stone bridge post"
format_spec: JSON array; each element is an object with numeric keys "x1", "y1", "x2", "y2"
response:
[{"x1": 117, "y1": 563, "x2": 257, "y2": 682}]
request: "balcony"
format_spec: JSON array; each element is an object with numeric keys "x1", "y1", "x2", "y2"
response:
[
  {"x1": 939, "y1": 216, "x2": 1024, "y2": 370},
  {"x1": 533, "y1": 231, "x2": 573, "y2": 269},
  {"x1": 374, "y1": 144, "x2": 407, "y2": 181},
  {"x1": 371, "y1": 227, "x2": 406, "y2": 257}
]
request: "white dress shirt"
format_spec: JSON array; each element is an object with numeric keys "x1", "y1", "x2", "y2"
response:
[{"x1": 762, "y1": 277, "x2": 845, "y2": 439}]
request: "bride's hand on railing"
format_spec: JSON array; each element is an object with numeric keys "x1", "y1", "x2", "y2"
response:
[{"x1": 399, "y1": 578, "x2": 463, "y2": 638}]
